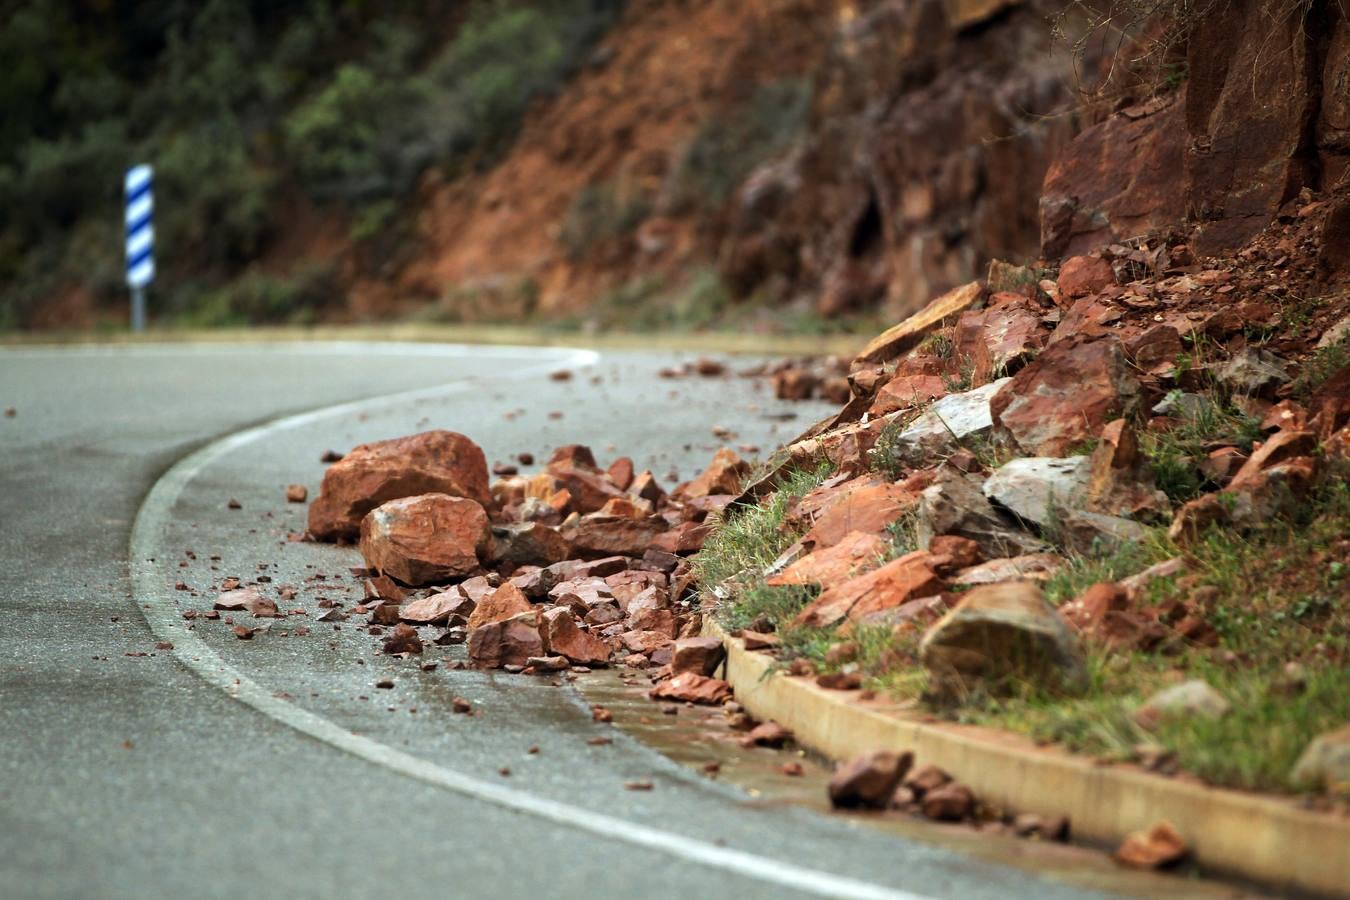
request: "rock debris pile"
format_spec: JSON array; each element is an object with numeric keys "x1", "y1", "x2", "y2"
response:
[{"x1": 301, "y1": 429, "x2": 748, "y2": 703}]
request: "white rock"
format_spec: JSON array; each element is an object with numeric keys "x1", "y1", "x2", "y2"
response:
[
  {"x1": 1291, "y1": 724, "x2": 1350, "y2": 794},
  {"x1": 982, "y1": 456, "x2": 1090, "y2": 526},
  {"x1": 892, "y1": 378, "x2": 1012, "y2": 465},
  {"x1": 1136, "y1": 679, "x2": 1230, "y2": 728}
]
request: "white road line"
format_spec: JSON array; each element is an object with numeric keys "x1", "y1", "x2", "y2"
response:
[
  {"x1": 127, "y1": 343, "x2": 930, "y2": 900},
  {"x1": 1, "y1": 340, "x2": 582, "y2": 359}
]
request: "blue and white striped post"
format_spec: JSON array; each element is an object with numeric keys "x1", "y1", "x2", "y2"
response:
[{"x1": 124, "y1": 164, "x2": 155, "y2": 332}]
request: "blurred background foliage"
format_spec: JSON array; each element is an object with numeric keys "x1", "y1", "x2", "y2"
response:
[{"x1": 0, "y1": 0, "x2": 624, "y2": 329}]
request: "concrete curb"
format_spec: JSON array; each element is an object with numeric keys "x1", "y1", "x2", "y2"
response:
[{"x1": 706, "y1": 620, "x2": 1350, "y2": 898}]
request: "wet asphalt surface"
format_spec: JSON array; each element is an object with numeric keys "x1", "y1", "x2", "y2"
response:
[{"x1": 0, "y1": 341, "x2": 1170, "y2": 899}]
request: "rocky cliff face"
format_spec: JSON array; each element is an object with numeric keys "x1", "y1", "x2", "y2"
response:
[
  {"x1": 386, "y1": 0, "x2": 1343, "y2": 323},
  {"x1": 719, "y1": 0, "x2": 1090, "y2": 319},
  {"x1": 1045, "y1": 0, "x2": 1349, "y2": 266},
  {"x1": 389, "y1": 0, "x2": 1094, "y2": 320}
]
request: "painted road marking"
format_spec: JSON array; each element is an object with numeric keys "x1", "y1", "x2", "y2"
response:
[{"x1": 127, "y1": 343, "x2": 930, "y2": 900}]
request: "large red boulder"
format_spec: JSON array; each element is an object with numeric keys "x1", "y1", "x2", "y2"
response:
[
  {"x1": 358, "y1": 494, "x2": 488, "y2": 586},
  {"x1": 1039, "y1": 93, "x2": 1186, "y2": 260},
  {"x1": 308, "y1": 431, "x2": 490, "y2": 541},
  {"x1": 991, "y1": 335, "x2": 1141, "y2": 456}
]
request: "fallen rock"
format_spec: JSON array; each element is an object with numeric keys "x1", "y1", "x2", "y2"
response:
[
  {"x1": 982, "y1": 456, "x2": 1090, "y2": 527},
  {"x1": 564, "y1": 515, "x2": 667, "y2": 559},
  {"x1": 1056, "y1": 255, "x2": 1116, "y2": 300},
  {"x1": 1085, "y1": 418, "x2": 1171, "y2": 520},
  {"x1": 648, "y1": 672, "x2": 733, "y2": 705},
  {"x1": 916, "y1": 467, "x2": 1049, "y2": 559},
  {"x1": 540, "y1": 607, "x2": 611, "y2": 666},
  {"x1": 1290, "y1": 724, "x2": 1350, "y2": 795},
  {"x1": 740, "y1": 630, "x2": 779, "y2": 651},
  {"x1": 466, "y1": 583, "x2": 533, "y2": 631},
  {"x1": 1135, "y1": 680, "x2": 1230, "y2": 730},
  {"x1": 358, "y1": 493, "x2": 488, "y2": 585},
  {"x1": 285, "y1": 484, "x2": 308, "y2": 503},
  {"x1": 855, "y1": 281, "x2": 985, "y2": 364},
  {"x1": 953, "y1": 295, "x2": 1046, "y2": 376},
  {"x1": 525, "y1": 655, "x2": 570, "y2": 672},
  {"x1": 920, "y1": 582, "x2": 1087, "y2": 696},
  {"x1": 214, "y1": 587, "x2": 264, "y2": 611},
  {"x1": 467, "y1": 611, "x2": 544, "y2": 669},
  {"x1": 925, "y1": 535, "x2": 983, "y2": 572},
  {"x1": 308, "y1": 431, "x2": 491, "y2": 540},
  {"x1": 990, "y1": 336, "x2": 1140, "y2": 456},
  {"x1": 381, "y1": 622, "x2": 424, "y2": 655},
  {"x1": 766, "y1": 531, "x2": 889, "y2": 586},
  {"x1": 744, "y1": 721, "x2": 793, "y2": 748},
  {"x1": 827, "y1": 750, "x2": 914, "y2": 809},
  {"x1": 671, "y1": 636, "x2": 726, "y2": 677},
  {"x1": 1214, "y1": 348, "x2": 1290, "y2": 398},
  {"x1": 904, "y1": 764, "x2": 951, "y2": 797},
  {"x1": 676, "y1": 447, "x2": 750, "y2": 499},
  {"x1": 246, "y1": 593, "x2": 281, "y2": 619},
  {"x1": 951, "y1": 553, "x2": 1063, "y2": 585},
  {"x1": 1114, "y1": 821, "x2": 1188, "y2": 869},
  {"x1": 1060, "y1": 509, "x2": 1150, "y2": 556},
  {"x1": 490, "y1": 522, "x2": 572, "y2": 568},
  {"x1": 803, "y1": 481, "x2": 925, "y2": 549},
  {"x1": 921, "y1": 783, "x2": 976, "y2": 822},
  {"x1": 792, "y1": 551, "x2": 943, "y2": 629},
  {"x1": 399, "y1": 590, "x2": 474, "y2": 626},
  {"x1": 648, "y1": 521, "x2": 714, "y2": 554},
  {"x1": 883, "y1": 379, "x2": 1011, "y2": 468}
]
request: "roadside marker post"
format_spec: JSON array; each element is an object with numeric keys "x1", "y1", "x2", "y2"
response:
[{"x1": 124, "y1": 164, "x2": 155, "y2": 332}]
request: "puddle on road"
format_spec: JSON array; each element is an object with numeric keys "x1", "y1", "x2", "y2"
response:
[{"x1": 576, "y1": 668, "x2": 1264, "y2": 899}]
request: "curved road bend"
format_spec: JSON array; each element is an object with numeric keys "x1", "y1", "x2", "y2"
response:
[{"x1": 2, "y1": 342, "x2": 1120, "y2": 899}]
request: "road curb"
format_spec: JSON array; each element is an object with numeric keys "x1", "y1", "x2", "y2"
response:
[{"x1": 705, "y1": 620, "x2": 1350, "y2": 898}]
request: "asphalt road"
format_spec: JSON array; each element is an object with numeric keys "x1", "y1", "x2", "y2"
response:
[{"x1": 0, "y1": 342, "x2": 1193, "y2": 900}]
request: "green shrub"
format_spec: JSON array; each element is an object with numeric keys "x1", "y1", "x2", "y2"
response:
[{"x1": 182, "y1": 263, "x2": 341, "y2": 327}]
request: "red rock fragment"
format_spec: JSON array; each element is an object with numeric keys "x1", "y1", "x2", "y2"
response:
[
  {"x1": 467, "y1": 611, "x2": 543, "y2": 669},
  {"x1": 285, "y1": 484, "x2": 308, "y2": 503},
  {"x1": 214, "y1": 587, "x2": 263, "y2": 611},
  {"x1": 828, "y1": 751, "x2": 913, "y2": 809},
  {"x1": 308, "y1": 431, "x2": 491, "y2": 541},
  {"x1": 670, "y1": 636, "x2": 725, "y2": 677},
  {"x1": 648, "y1": 672, "x2": 733, "y2": 705},
  {"x1": 922, "y1": 783, "x2": 976, "y2": 821},
  {"x1": 1115, "y1": 821, "x2": 1188, "y2": 869},
  {"x1": 1056, "y1": 255, "x2": 1116, "y2": 300},
  {"x1": 466, "y1": 583, "x2": 533, "y2": 631},
  {"x1": 675, "y1": 448, "x2": 750, "y2": 500},
  {"x1": 767, "y1": 531, "x2": 888, "y2": 586},
  {"x1": 359, "y1": 493, "x2": 488, "y2": 585},
  {"x1": 744, "y1": 721, "x2": 792, "y2": 748},
  {"x1": 540, "y1": 607, "x2": 611, "y2": 666},
  {"x1": 400, "y1": 590, "x2": 473, "y2": 626},
  {"x1": 382, "y1": 623, "x2": 424, "y2": 655},
  {"x1": 815, "y1": 671, "x2": 863, "y2": 690}
]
